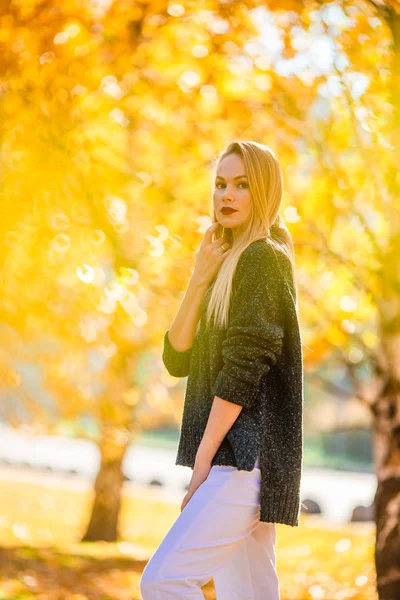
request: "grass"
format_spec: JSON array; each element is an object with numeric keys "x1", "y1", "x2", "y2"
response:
[{"x1": 0, "y1": 470, "x2": 377, "y2": 600}]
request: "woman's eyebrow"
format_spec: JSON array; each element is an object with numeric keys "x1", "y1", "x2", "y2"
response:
[{"x1": 215, "y1": 175, "x2": 248, "y2": 180}]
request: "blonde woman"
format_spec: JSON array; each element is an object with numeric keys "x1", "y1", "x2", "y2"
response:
[{"x1": 140, "y1": 140, "x2": 304, "y2": 599}]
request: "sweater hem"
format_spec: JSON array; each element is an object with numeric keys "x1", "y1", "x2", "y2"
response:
[
  {"x1": 175, "y1": 456, "x2": 302, "y2": 527},
  {"x1": 260, "y1": 480, "x2": 301, "y2": 527}
]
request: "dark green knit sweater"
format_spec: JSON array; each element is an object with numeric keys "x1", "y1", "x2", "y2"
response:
[{"x1": 163, "y1": 238, "x2": 304, "y2": 527}]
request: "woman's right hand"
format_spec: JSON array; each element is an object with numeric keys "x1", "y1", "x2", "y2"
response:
[{"x1": 192, "y1": 222, "x2": 232, "y2": 287}]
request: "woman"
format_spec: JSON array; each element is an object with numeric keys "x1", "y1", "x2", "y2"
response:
[{"x1": 140, "y1": 140, "x2": 304, "y2": 599}]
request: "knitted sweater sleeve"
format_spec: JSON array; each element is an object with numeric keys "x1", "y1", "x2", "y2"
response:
[
  {"x1": 162, "y1": 330, "x2": 193, "y2": 377},
  {"x1": 211, "y1": 244, "x2": 286, "y2": 410}
]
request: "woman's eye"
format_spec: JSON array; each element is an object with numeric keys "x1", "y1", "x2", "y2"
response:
[{"x1": 215, "y1": 182, "x2": 248, "y2": 189}]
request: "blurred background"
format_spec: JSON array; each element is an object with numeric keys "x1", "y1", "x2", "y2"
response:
[{"x1": 1, "y1": 0, "x2": 399, "y2": 599}]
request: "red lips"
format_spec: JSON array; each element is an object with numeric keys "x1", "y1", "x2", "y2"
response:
[{"x1": 221, "y1": 207, "x2": 237, "y2": 215}]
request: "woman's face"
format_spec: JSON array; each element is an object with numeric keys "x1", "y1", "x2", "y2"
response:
[{"x1": 213, "y1": 153, "x2": 252, "y2": 236}]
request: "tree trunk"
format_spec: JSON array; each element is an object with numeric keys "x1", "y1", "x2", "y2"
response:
[
  {"x1": 81, "y1": 424, "x2": 128, "y2": 542},
  {"x1": 372, "y1": 379, "x2": 400, "y2": 600}
]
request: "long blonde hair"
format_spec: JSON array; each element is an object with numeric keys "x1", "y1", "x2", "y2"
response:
[{"x1": 203, "y1": 140, "x2": 298, "y2": 330}]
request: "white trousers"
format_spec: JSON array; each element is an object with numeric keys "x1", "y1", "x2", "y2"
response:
[{"x1": 140, "y1": 463, "x2": 280, "y2": 600}]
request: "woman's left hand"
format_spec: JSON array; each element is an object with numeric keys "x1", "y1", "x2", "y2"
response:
[{"x1": 180, "y1": 458, "x2": 213, "y2": 512}]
